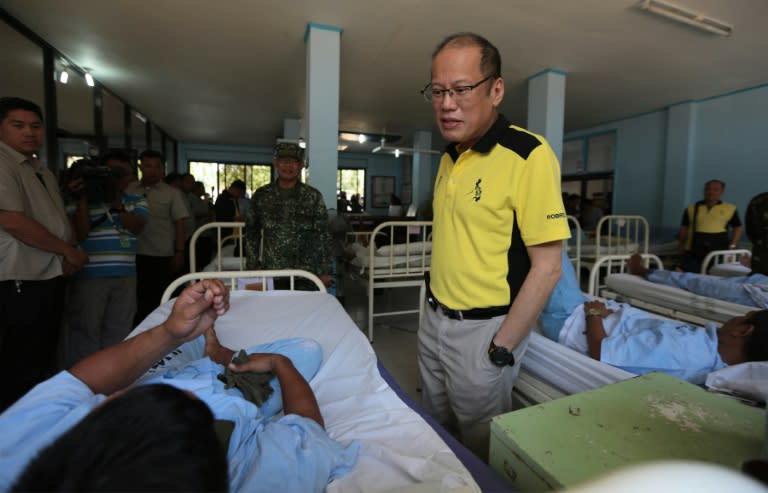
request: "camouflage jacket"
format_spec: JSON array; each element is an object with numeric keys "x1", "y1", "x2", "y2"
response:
[{"x1": 245, "y1": 181, "x2": 333, "y2": 276}]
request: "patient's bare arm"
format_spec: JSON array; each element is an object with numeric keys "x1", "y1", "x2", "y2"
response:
[
  {"x1": 229, "y1": 353, "x2": 324, "y2": 428},
  {"x1": 204, "y1": 327, "x2": 235, "y2": 365},
  {"x1": 583, "y1": 300, "x2": 611, "y2": 360},
  {"x1": 71, "y1": 280, "x2": 230, "y2": 395}
]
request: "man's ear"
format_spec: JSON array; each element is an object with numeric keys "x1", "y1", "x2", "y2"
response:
[
  {"x1": 491, "y1": 78, "x2": 505, "y2": 108},
  {"x1": 735, "y1": 323, "x2": 755, "y2": 338}
]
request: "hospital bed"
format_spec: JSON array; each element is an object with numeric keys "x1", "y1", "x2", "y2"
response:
[
  {"x1": 701, "y1": 248, "x2": 753, "y2": 277},
  {"x1": 592, "y1": 254, "x2": 754, "y2": 326},
  {"x1": 345, "y1": 220, "x2": 432, "y2": 343},
  {"x1": 130, "y1": 269, "x2": 509, "y2": 493},
  {"x1": 514, "y1": 253, "x2": 758, "y2": 408},
  {"x1": 513, "y1": 253, "x2": 640, "y2": 406},
  {"x1": 513, "y1": 332, "x2": 635, "y2": 407},
  {"x1": 580, "y1": 215, "x2": 649, "y2": 273},
  {"x1": 189, "y1": 221, "x2": 247, "y2": 272}
]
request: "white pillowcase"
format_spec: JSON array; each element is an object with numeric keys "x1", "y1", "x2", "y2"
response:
[{"x1": 376, "y1": 241, "x2": 432, "y2": 256}]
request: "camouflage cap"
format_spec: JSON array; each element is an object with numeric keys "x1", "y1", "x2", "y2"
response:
[{"x1": 273, "y1": 142, "x2": 304, "y2": 162}]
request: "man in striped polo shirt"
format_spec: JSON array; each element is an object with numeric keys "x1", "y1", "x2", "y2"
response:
[{"x1": 64, "y1": 150, "x2": 149, "y2": 366}]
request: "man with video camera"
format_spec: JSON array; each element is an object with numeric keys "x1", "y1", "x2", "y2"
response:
[{"x1": 64, "y1": 150, "x2": 148, "y2": 366}]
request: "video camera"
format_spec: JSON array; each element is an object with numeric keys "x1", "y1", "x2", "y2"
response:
[{"x1": 67, "y1": 158, "x2": 130, "y2": 203}]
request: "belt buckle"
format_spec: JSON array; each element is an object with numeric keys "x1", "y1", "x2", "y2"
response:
[{"x1": 444, "y1": 305, "x2": 463, "y2": 321}]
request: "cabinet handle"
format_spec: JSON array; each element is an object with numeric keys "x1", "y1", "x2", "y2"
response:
[{"x1": 503, "y1": 459, "x2": 518, "y2": 481}]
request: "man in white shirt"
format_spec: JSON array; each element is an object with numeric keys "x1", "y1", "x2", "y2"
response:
[{"x1": 0, "y1": 97, "x2": 88, "y2": 410}]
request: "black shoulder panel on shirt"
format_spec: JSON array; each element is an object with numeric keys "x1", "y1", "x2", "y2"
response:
[{"x1": 497, "y1": 127, "x2": 542, "y2": 160}]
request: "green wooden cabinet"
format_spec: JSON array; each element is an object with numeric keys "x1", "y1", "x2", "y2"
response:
[{"x1": 490, "y1": 372, "x2": 764, "y2": 491}]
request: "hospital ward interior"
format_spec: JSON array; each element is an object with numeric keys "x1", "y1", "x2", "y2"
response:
[{"x1": 2, "y1": 1, "x2": 768, "y2": 492}]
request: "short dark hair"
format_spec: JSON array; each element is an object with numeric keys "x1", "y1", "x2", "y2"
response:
[
  {"x1": 11, "y1": 384, "x2": 228, "y2": 492},
  {"x1": 432, "y1": 32, "x2": 502, "y2": 80},
  {"x1": 230, "y1": 179, "x2": 246, "y2": 191},
  {"x1": 164, "y1": 171, "x2": 182, "y2": 185},
  {"x1": 745, "y1": 310, "x2": 768, "y2": 362},
  {"x1": 139, "y1": 149, "x2": 165, "y2": 163},
  {"x1": 705, "y1": 179, "x2": 726, "y2": 189},
  {"x1": 0, "y1": 97, "x2": 44, "y2": 122},
  {"x1": 101, "y1": 148, "x2": 132, "y2": 166}
]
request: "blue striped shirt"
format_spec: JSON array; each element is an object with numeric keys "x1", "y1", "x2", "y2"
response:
[{"x1": 67, "y1": 193, "x2": 149, "y2": 278}]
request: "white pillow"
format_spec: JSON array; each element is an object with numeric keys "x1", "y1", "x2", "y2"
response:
[{"x1": 376, "y1": 241, "x2": 432, "y2": 256}]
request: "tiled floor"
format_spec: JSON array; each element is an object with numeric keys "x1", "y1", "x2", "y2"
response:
[{"x1": 340, "y1": 278, "x2": 422, "y2": 404}]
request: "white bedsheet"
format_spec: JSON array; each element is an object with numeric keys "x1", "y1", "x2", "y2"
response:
[
  {"x1": 604, "y1": 273, "x2": 753, "y2": 323},
  {"x1": 574, "y1": 241, "x2": 640, "y2": 257},
  {"x1": 130, "y1": 290, "x2": 478, "y2": 493},
  {"x1": 517, "y1": 332, "x2": 634, "y2": 403},
  {"x1": 203, "y1": 243, "x2": 245, "y2": 272},
  {"x1": 709, "y1": 262, "x2": 751, "y2": 277},
  {"x1": 348, "y1": 253, "x2": 431, "y2": 274}
]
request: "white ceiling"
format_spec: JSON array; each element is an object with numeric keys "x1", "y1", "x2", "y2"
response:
[{"x1": 1, "y1": 0, "x2": 766, "y2": 152}]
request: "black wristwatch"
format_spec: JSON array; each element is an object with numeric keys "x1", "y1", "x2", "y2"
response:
[{"x1": 488, "y1": 340, "x2": 515, "y2": 367}]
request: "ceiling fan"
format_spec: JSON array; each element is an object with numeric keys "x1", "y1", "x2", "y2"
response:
[{"x1": 371, "y1": 136, "x2": 441, "y2": 157}]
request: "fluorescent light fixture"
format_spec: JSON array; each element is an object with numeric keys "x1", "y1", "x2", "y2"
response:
[
  {"x1": 85, "y1": 72, "x2": 94, "y2": 87},
  {"x1": 337, "y1": 144, "x2": 348, "y2": 151},
  {"x1": 357, "y1": 134, "x2": 366, "y2": 144},
  {"x1": 59, "y1": 70, "x2": 69, "y2": 84},
  {"x1": 134, "y1": 111, "x2": 147, "y2": 123},
  {"x1": 640, "y1": 0, "x2": 733, "y2": 36}
]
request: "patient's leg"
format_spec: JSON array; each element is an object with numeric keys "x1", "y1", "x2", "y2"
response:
[{"x1": 646, "y1": 269, "x2": 757, "y2": 306}]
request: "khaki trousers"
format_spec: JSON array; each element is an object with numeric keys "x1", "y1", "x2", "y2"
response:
[{"x1": 417, "y1": 301, "x2": 530, "y2": 460}]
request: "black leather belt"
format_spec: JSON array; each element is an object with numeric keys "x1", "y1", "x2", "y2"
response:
[{"x1": 426, "y1": 295, "x2": 509, "y2": 321}]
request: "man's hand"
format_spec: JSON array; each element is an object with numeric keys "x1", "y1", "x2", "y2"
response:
[
  {"x1": 66, "y1": 177, "x2": 85, "y2": 198},
  {"x1": 170, "y1": 251, "x2": 185, "y2": 273},
  {"x1": 229, "y1": 352, "x2": 324, "y2": 426},
  {"x1": 164, "y1": 280, "x2": 230, "y2": 343},
  {"x1": 63, "y1": 245, "x2": 88, "y2": 274},
  {"x1": 584, "y1": 300, "x2": 613, "y2": 318}
]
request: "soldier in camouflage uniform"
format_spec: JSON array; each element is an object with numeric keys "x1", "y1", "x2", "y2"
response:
[
  {"x1": 245, "y1": 142, "x2": 333, "y2": 289},
  {"x1": 746, "y1": 191, "x2": 768, "y2": 276}
]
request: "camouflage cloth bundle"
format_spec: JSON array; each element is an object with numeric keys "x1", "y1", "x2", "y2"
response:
[{"x1": 217, "y1": 350, "x2": 274, "y2": 406}]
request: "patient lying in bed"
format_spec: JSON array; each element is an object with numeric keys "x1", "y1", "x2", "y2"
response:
[
  {"x1": 0, "y1": 280, "x2": 358, "y2": 492},
  {"x1": 627, "y1": 253, "x2": 768, "y2": 308},
  {"x1": 541, "y1": 252, "x2": 768, "y2": 384}
]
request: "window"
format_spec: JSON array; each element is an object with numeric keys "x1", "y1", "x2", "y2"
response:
[
  {"x1": 562, "y1": 132, "x2": 616, "y2": 216},
  {"x1": 337, "y1": 168, "x2": 366, "y2": 212},
  {"x1": 188, "y1": 161, "x2": 272, "y2": 201}
]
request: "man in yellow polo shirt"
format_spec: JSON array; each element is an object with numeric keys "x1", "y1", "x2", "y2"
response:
[
  {"x1": 419, "y1": 33, "x2": 570, "y2": 459},
  {"x1": 678, "y1": 179, "x2": 742, "y2": 272}
]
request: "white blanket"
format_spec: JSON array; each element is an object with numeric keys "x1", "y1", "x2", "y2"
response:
[{"x1": 131, "y1": 291, "x2": 478, "y2": 493}]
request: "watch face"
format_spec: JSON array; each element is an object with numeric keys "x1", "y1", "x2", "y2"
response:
[{"x1": 489, "y1": 346, "x2": 514, "y2": 367}]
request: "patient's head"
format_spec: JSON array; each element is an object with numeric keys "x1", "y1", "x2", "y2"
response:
[
  {"x1": 719, "y1": 310, "x2": 768, "y2": 364},
  {"x1": 12, "y1": 384, "x2": 228, "y2": 492}
]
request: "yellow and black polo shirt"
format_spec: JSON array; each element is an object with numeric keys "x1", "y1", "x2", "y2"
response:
[
  {"x1": 681, "y1": 200, "x2": 741, "y2": 251},
  {"x1": 430, "y1": 114, "x2": 570, "y2": 310}
]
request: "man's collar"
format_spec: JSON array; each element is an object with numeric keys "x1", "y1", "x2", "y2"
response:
[
  {"x1": 0, "y1": 140, "x2": 36, "y2": 166},
  {"x1": 445, "y1": 114, "x2": 509, "y2": 161}
]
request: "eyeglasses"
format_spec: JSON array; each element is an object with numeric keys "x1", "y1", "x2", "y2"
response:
[{"x1": 421, "y1": 75, "x2": 493, "y2": 102}]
